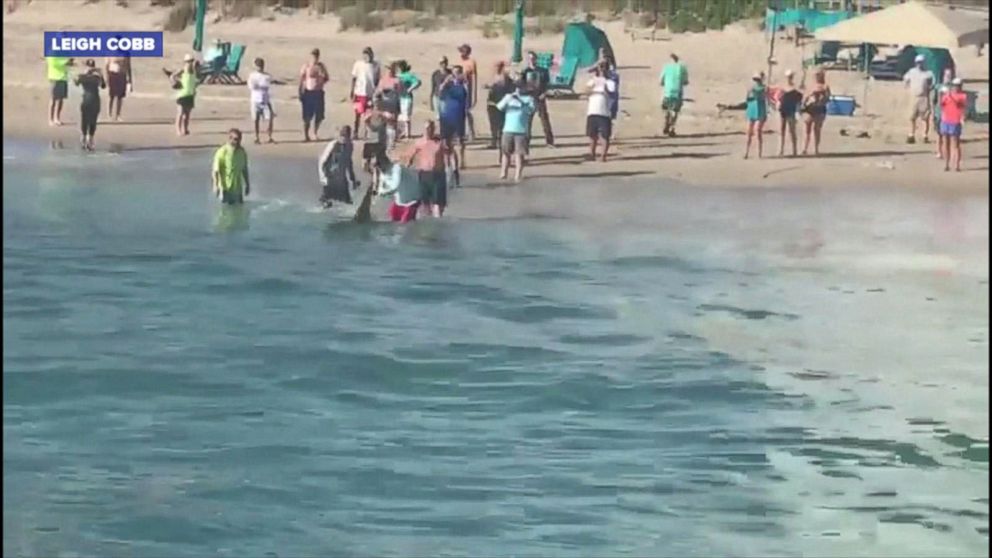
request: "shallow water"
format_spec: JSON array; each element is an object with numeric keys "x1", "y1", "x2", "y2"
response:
[{"x1": 3, "y1": 142, "x2": 989, "y2": 557}]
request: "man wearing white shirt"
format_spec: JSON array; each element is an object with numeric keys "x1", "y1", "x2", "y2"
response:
[
  {"x1": 247, "y1": 58, "x2": 275, "y2": 144},
  {"x1": 585, "y1": 62, "x2": 617, "y2": 162},
  {"x1": 350, "y1": 47, "x2": 381, "y2": 139}
]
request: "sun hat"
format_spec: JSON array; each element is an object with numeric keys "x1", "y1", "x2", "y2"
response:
[{"x1": 752, "y1": 72, "x2": 762, "y2": 80}]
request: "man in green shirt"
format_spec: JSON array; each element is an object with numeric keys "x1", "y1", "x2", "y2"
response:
[
  {"x1": 660, "y1": 53, "x2": 688, "y2": 137},
  {"x1": 212, "y1": 129, "x2": 250, "y2": 205},
  {"x1": 46, "y1": 56, "x2": 74, "y2": 126}
]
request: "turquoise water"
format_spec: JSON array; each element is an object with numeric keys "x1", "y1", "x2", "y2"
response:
[{"x1": 3, "y1": 142, "x2": 989, "y2": 557}]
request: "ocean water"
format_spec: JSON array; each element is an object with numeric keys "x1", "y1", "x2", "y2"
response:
[{"x1": 3, "y1": 142, "x2": 989, "y2": 557}]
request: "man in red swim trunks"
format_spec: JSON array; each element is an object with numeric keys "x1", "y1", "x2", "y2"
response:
[{"x1": 350, "y1": 46, "x2": 380, "y2": 140}]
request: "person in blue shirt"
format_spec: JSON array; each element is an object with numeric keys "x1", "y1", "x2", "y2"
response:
[
  {"x1": 438, "y1": 65, "x2": 469, "y2": 179},
  {"x1": 496, "y1": 79, "x2": 536, "y2": 182},
  {"x1": 744, "y1": 72, "x2": 768, "y2": 160}
]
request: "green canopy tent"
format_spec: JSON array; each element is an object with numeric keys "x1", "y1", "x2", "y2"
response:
[{"x1": 561, "y1": 21, "x2": 614, "y2": 69}]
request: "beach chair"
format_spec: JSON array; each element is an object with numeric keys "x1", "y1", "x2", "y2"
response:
[
  {"x1": 216, "y1": 44, "x2": 246, "y2": 84},
  {"x1": 869, "y1": 45, "x2": 917, "y2": 81},
  {"x1": 803, "y1": 41, "x2": 840, "y2": 68},
  {"x1": 547, "y1": 56, "x2": 579, "y2": 95}
]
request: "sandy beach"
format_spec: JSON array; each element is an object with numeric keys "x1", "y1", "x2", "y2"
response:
[{"x1": 3, "y1": 1, "x2": 989, "y2": 193}]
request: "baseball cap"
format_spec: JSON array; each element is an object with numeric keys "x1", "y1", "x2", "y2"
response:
[
  {"x1": 752, "y1": 72, "x2": 762, "y2": 80},
  {"x1": 784, "y1": 69, "x2": 794, "y2": 77},
  {"x1": 915, "y1": 54, "x2": 926, "y2": 63},
  {"x1": 951, "y1": 77, "x2": 963, "y2": 85},
  {"x1": 183, "y1": 53, "x2": 194, "y2": 62}
]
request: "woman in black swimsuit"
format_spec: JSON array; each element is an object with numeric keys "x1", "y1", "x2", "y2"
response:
[
  {"x1": 776, "y1": 70, "x2": 803, "y2": 157},
  {"x1": 801, "y1": 69, "x2": 831, "y2": 157},
  {"x1": 74, "y1": 59, "x2": 106, "y2": 151}
]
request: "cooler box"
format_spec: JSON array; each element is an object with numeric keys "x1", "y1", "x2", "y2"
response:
[{"x1": 827, "y1": 95, "x2": 856, "y2": 116}]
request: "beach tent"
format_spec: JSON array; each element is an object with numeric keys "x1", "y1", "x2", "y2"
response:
[
  {"x1": 561, "y1": 22, "x2": 614, "y2": 69},
  {"x1": 765, "y1": 8, "x2": 854, "y2": 36},
  {"x1": 814, "y1": 1, "x2": 988, "y2": 49}
]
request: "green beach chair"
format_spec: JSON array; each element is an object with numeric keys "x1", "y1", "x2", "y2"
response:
[
  {"x1": 548, "y1": 56, "x2": 579, "y2": 94},
  {"x1": 803, "y1": 41, "x2": 840, "y2": 68},
  {"x1": 217, "y1": 44, "x2": 246, "y2": 85}
]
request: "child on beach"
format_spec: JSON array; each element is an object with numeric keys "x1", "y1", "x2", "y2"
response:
[
  {"x1": 744, "y1": 72, "x2": 767, "y2": 160},
  {"x1": 396, "y1": 60, "x2": 422, "y2": 140},
  {"x1": 247, "y1": 57, "x2": 275, "y2": 144}
]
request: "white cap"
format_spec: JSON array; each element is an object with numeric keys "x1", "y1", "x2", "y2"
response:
[
  {"x1": 752, "y1": 72, "x2": 762, "y2": 80},
  {"x1": 951, "y1": 77, "x2": 963, "y2": 85},
  {"x1": 183, "y1": 53, "x2": 194, "y2": 62},
  {"x1": 915, "y1": 54, "x2": 926, "y2": 63},
  {"x1": 784, "y1": 69, "x2": 794, "y2": 77}
]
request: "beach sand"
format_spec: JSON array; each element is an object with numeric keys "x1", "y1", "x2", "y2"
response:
[{"x1": 3, "y1": 1, "x2": 989, "y2": 194}]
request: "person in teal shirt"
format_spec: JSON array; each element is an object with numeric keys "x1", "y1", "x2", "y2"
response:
[
  {"x1": 744, "y1": 72, "x2": 767, "y2": 160},
  {"x1": 496, "y1": 79, "x2": 535, "y2": 182},
  {"x1": 659, "y1": 53, "x2": 688, "y2": 136},
  {"x1": 396, "y1": 60, "x2": 422, "y2": 141}
]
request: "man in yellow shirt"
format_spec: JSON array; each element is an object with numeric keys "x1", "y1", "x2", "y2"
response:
[
  {"x1": 212, "y1": 129, "x2": 250, "y2": 205},
  {"x1": 46, "y1": 56, "x2": 74, "y2": 126}
]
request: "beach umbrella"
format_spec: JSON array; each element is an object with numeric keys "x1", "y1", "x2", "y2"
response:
[
  {"x1": 814, "y1": 1, "x2": 988, "y2": 49},
  {"x1": 192, "y1": 0, "x2": 207, "y2": 53},
  {"x1": 512, "y1": 0, "x2": 524, "y2": 64}
]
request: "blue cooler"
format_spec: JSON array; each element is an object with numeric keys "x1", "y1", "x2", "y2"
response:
[{"x1": 827, "y1": 95, "x2": 856, "y2": 116}]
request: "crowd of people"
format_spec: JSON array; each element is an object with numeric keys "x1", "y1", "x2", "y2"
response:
[{"x1": 42, "y1": 38, "x2": 972, "y2": 218}]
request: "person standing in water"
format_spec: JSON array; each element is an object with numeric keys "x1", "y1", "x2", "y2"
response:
[
  {"x1": 74, "y1": 59, "x2": 105, "y2": 151},
  {"x1": 46, "y1": 55, "x2": 74, "y2": 126},
  {"x1": 396, "y1": 60, "x2": 422, "y2": 140},
  {"x1": 171, "y1": 54, "x2": 198, "y2": 136},
  {"x1": 104, "y1": 54, "x2": 131, "y2": 121},
  {"x1": 775, "y1": 69, "x2": 803, "y2": 157},
  {"x1": 744, "y1": 72, "x2": 767, "y2": 160},
  {"x1": 456, "y1": 44, "x2": 478, "y2": 141},
  {"x1": 660, "y1": 53, "x2": 688, "y2": 137},
  {"x1": 318, "y1": 126, "x2": 358, "y2": 207},
  {"x1": 585, "y1": 62, "x2": 616, "y2": 162},
  {"x1": 298, "y1": 48, "x2": 329, "y2": 142},
  {"x1": 496, "y1": 78, "x2": 535, "y2": 182},
  {"x1": 212, "y1": 129, "x2": 250, "y2": 205},
  {"x1": 350, "y1": 47, "x2": 381, "y2": 140},
  {"x1": 247, "y1": 57, "x2": 275, "y2": 144},
  {"x1": 375, "y1": 152, "x2": 422, "y2": 223},
  {"x1": 362, "y1": 93, "x2": 391, "y2": 192},
  {"x1": 406, "y1": 120, "x2": 448, "y2": 217}
]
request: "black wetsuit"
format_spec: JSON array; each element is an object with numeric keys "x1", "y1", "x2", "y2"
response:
[{"x1": 77, "y1": 71, "x2": 105, "y2": 137}]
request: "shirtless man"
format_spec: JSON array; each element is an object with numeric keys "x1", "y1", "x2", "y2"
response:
[
  {"x1": 298, "y1": 48, "x2": 329, "y2": 142},
  {"x1": 405, "y1": 120, "x2": 449, "y2": 218}
]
